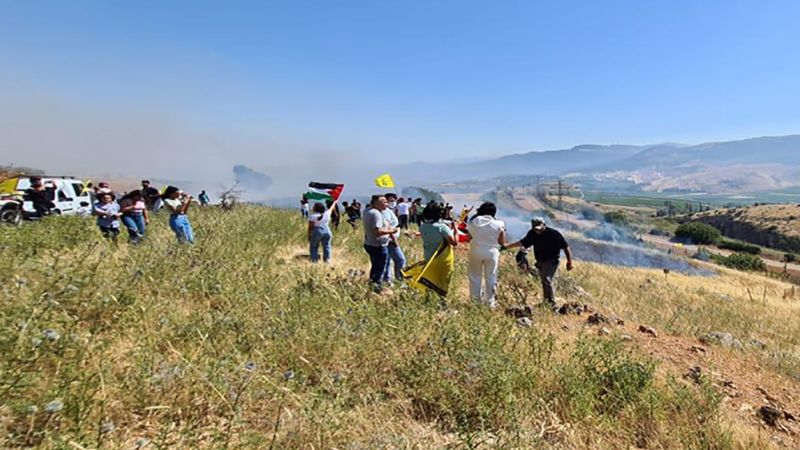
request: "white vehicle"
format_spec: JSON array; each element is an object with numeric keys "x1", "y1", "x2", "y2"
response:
[{"x1": 0, "y1": 176, "x2": 92, "y2": 217}]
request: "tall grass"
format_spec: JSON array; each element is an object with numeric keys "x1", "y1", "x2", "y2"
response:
[{"x1": 0, "y1": 206, "x2": 786, "y2": 448}]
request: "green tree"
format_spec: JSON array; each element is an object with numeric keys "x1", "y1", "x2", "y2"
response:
[{"x1": 675, "y1": 222, "x2": 721, "y2": 245}]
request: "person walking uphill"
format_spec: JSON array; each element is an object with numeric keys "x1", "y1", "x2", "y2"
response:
[
  {"x1": 505, "y1": 217, "x2": 573, "y2": 309},
  {"x1": 363, "y1": 195, "x2": 398, "y2": 292},
  {"x1": 467, "y1": 202, "x2": 505, "y2": 309},
  {"x1": 163, "y1": 186, "x2": 195, "y2": 244},
  {"x1": 141, "y1": 180, "x2": 162, "y2": 211},
  {"x1": 93, "y1": 192, "x2": 121, "y2": 242},
  {"x1": 119, "y1": 190, "x2": 149, "y2": 244},
  {"x1": 308, "y1": 201, "x2": 337, "y2": 263}
]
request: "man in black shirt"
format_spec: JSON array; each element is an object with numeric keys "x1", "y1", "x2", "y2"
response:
[
  {"x1": 141, "y1": 180, "x2": 161, "y2": 211},
  {"x1": 24, "y1": 177, "x2": 56, "y2": 217},
  {"x1": 505, "y1": 217, "x2": 573, "y2": 308}
]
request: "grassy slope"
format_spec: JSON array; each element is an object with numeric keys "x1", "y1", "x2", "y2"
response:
[
  {"x1": 695, "y1": 204, "x2": 800, "y2": 239},
  {"x1": 1, "y1": 206, "x2": 798, "y2": 449}
]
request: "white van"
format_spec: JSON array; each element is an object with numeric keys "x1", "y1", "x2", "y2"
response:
[{"x1": 5, "y1": 176, "x2": 93, "y2": 216}]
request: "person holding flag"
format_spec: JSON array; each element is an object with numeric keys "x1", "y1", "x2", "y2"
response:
[
  {"x1": 402, "y1": 203, "x2": 459, "y2": 297},
  {"x1": 305, "y1": 182, "x2": 344, "y2": 204},
  {"x1": 307, "y1": 200, "x2": 338, "y2": 263}
]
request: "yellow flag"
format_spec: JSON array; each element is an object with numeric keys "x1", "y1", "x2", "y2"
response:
[
  {"x1": 374, "y1": 173, "x2": 395, "y2": 189},
  {"x1": 402, "y1": 243, "x2": 455, "y2": 297},
  {"x1": 0, "y1": 177, "x2": 20, "y2": 195},
  {"x1": 81, "y1": 179, "x2": 92, "y2": 194}
]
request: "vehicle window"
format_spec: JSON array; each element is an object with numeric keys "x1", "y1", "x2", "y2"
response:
[
  {"x1": 72, "y1": 183, "x2": 86, "y2": 197},
  {"x1": 58, "y1": 189, "x2": 70, "y2": 201}
]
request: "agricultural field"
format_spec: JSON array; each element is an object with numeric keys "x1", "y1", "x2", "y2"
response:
[{"x1": 1, "y1": 206, "x2": 799, "y2": 449}]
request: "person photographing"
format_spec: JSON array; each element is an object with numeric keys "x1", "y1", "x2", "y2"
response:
[{"x1": 163, "y1": 186, "x2": 195, "y2": 244}]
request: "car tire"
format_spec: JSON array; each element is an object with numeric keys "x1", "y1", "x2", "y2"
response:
[{"x1": 1, "y1": 209, "x2": 22, "y2": 226}]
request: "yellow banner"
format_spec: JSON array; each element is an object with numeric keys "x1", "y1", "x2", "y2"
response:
[{"x1": 402, "y1": 243, "x2": 454, "y2": 297}]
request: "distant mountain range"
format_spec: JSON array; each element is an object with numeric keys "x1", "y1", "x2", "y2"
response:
[{"x1": 399, "y1": 134, "x2": 800, "y2": 194}]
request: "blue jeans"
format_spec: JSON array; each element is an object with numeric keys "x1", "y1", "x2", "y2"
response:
[
  {"x1": 309, "y1": 226, "x2": 332, "y2": 262},
  {"x1": 364, "y1": 244, "x2": 389, "y2": 287},
  {"x1": 121, "y1": 214, "x2": 146, "y2": 243},
  {"x1": 383, "y1": 242, "x2": 407, "y2": 282},
  {"x1": 169, "y1": 214, "x2": 195, "y2": 243}
]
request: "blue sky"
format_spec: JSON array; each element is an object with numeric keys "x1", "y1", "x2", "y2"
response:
[{"x1": 1, "y1": 0, "x2": 800, "y2": 176}]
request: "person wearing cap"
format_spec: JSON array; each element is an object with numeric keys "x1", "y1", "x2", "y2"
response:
[
  {"x1": 505, "y1": 217, "x2": 573, "y2": 309},
  {"x1": 93, "y1": 191, "x2": 121, "y2": 242},
  {"x1": 163, "y1": 186, "x2": 195, "y2": 243}
]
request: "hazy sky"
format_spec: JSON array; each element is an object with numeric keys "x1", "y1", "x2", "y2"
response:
[{"x1": 2, "y1": 0, "x2": 800, "y2": 190}]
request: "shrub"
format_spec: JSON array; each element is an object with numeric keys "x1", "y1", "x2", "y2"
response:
[
  {"x1": 675, "y1": 222, "x2": 721, "y2": 245},
  {"x1": 717, "y1": 239, "x2": 761, "y2": 255},
  {"x1": 693, "y1": 248, "x2": 712, "y2": 262},
  {"x1": 556, "y1": 337, "x2": 655, "y2": 420},
  {"x1": 603, "y1": 210, "x2": 628, "y2": 226},
  {"x1": 711, "y1": 253, "x2": 767, "y2": 272}
]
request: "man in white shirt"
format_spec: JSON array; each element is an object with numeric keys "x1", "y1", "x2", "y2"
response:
[
  {"x1": 395, "y1": 197, "x2": 411, "y2": 229},
  {"x1": 383, "y1": 193, "x2": 407, "y2": 283}
]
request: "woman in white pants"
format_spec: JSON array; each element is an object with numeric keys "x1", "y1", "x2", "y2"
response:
[{"x1": 467, "y1": 202, "x2": 506, "y2": 309}]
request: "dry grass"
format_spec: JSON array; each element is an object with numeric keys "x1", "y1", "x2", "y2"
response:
[
  {"x1": 695, "y1": 204, "x2": 800, "y2": 239},
  {"x1": 0, "y1": 206, "x2": 797, "y2": 449}
]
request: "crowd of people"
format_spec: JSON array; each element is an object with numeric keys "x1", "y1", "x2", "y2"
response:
[
  {"x1": 23, "y1": 177, "x2": 207, "y2": 244},
  {"x1": 303, "y1": 192, "x2": 574, "y2": 310}
]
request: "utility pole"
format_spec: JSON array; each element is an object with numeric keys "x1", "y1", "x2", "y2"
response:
[{"x1": 557, "y1": 179, "x2": 564, "y2": 210}]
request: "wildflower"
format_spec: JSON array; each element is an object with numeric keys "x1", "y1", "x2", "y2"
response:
[
  {"x1": 26, "y1": 405, "x2": 38, "y2": 414},
  {"x1": 30, "y1": 337, "x2": 42, "y2": 347},
  {"x1": 134, "y1": 437, "x2": 149, "y2": 448},
  {"x1": 42, "y1": 329, "x2": 60, "y2": 341},
  {"x1": 283, "y1": 370, "x2": 295, "y2": 381},
  {"x1": 44, "y1": 399, "x2": 63, "y2": 413},
  {"x1": 332, "y1": 372, "x2": 344, "y2": 383},
  {"x1": 245, "y1": 361, "x2": 256, "y2": 371},
  {"x1": 65, "y1": 284, "x2": 79, "y2": 293}
]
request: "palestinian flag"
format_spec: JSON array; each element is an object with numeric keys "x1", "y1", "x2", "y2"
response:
[{"x1": 305, "y1": 182, "x2": 344, "y2": 202}]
